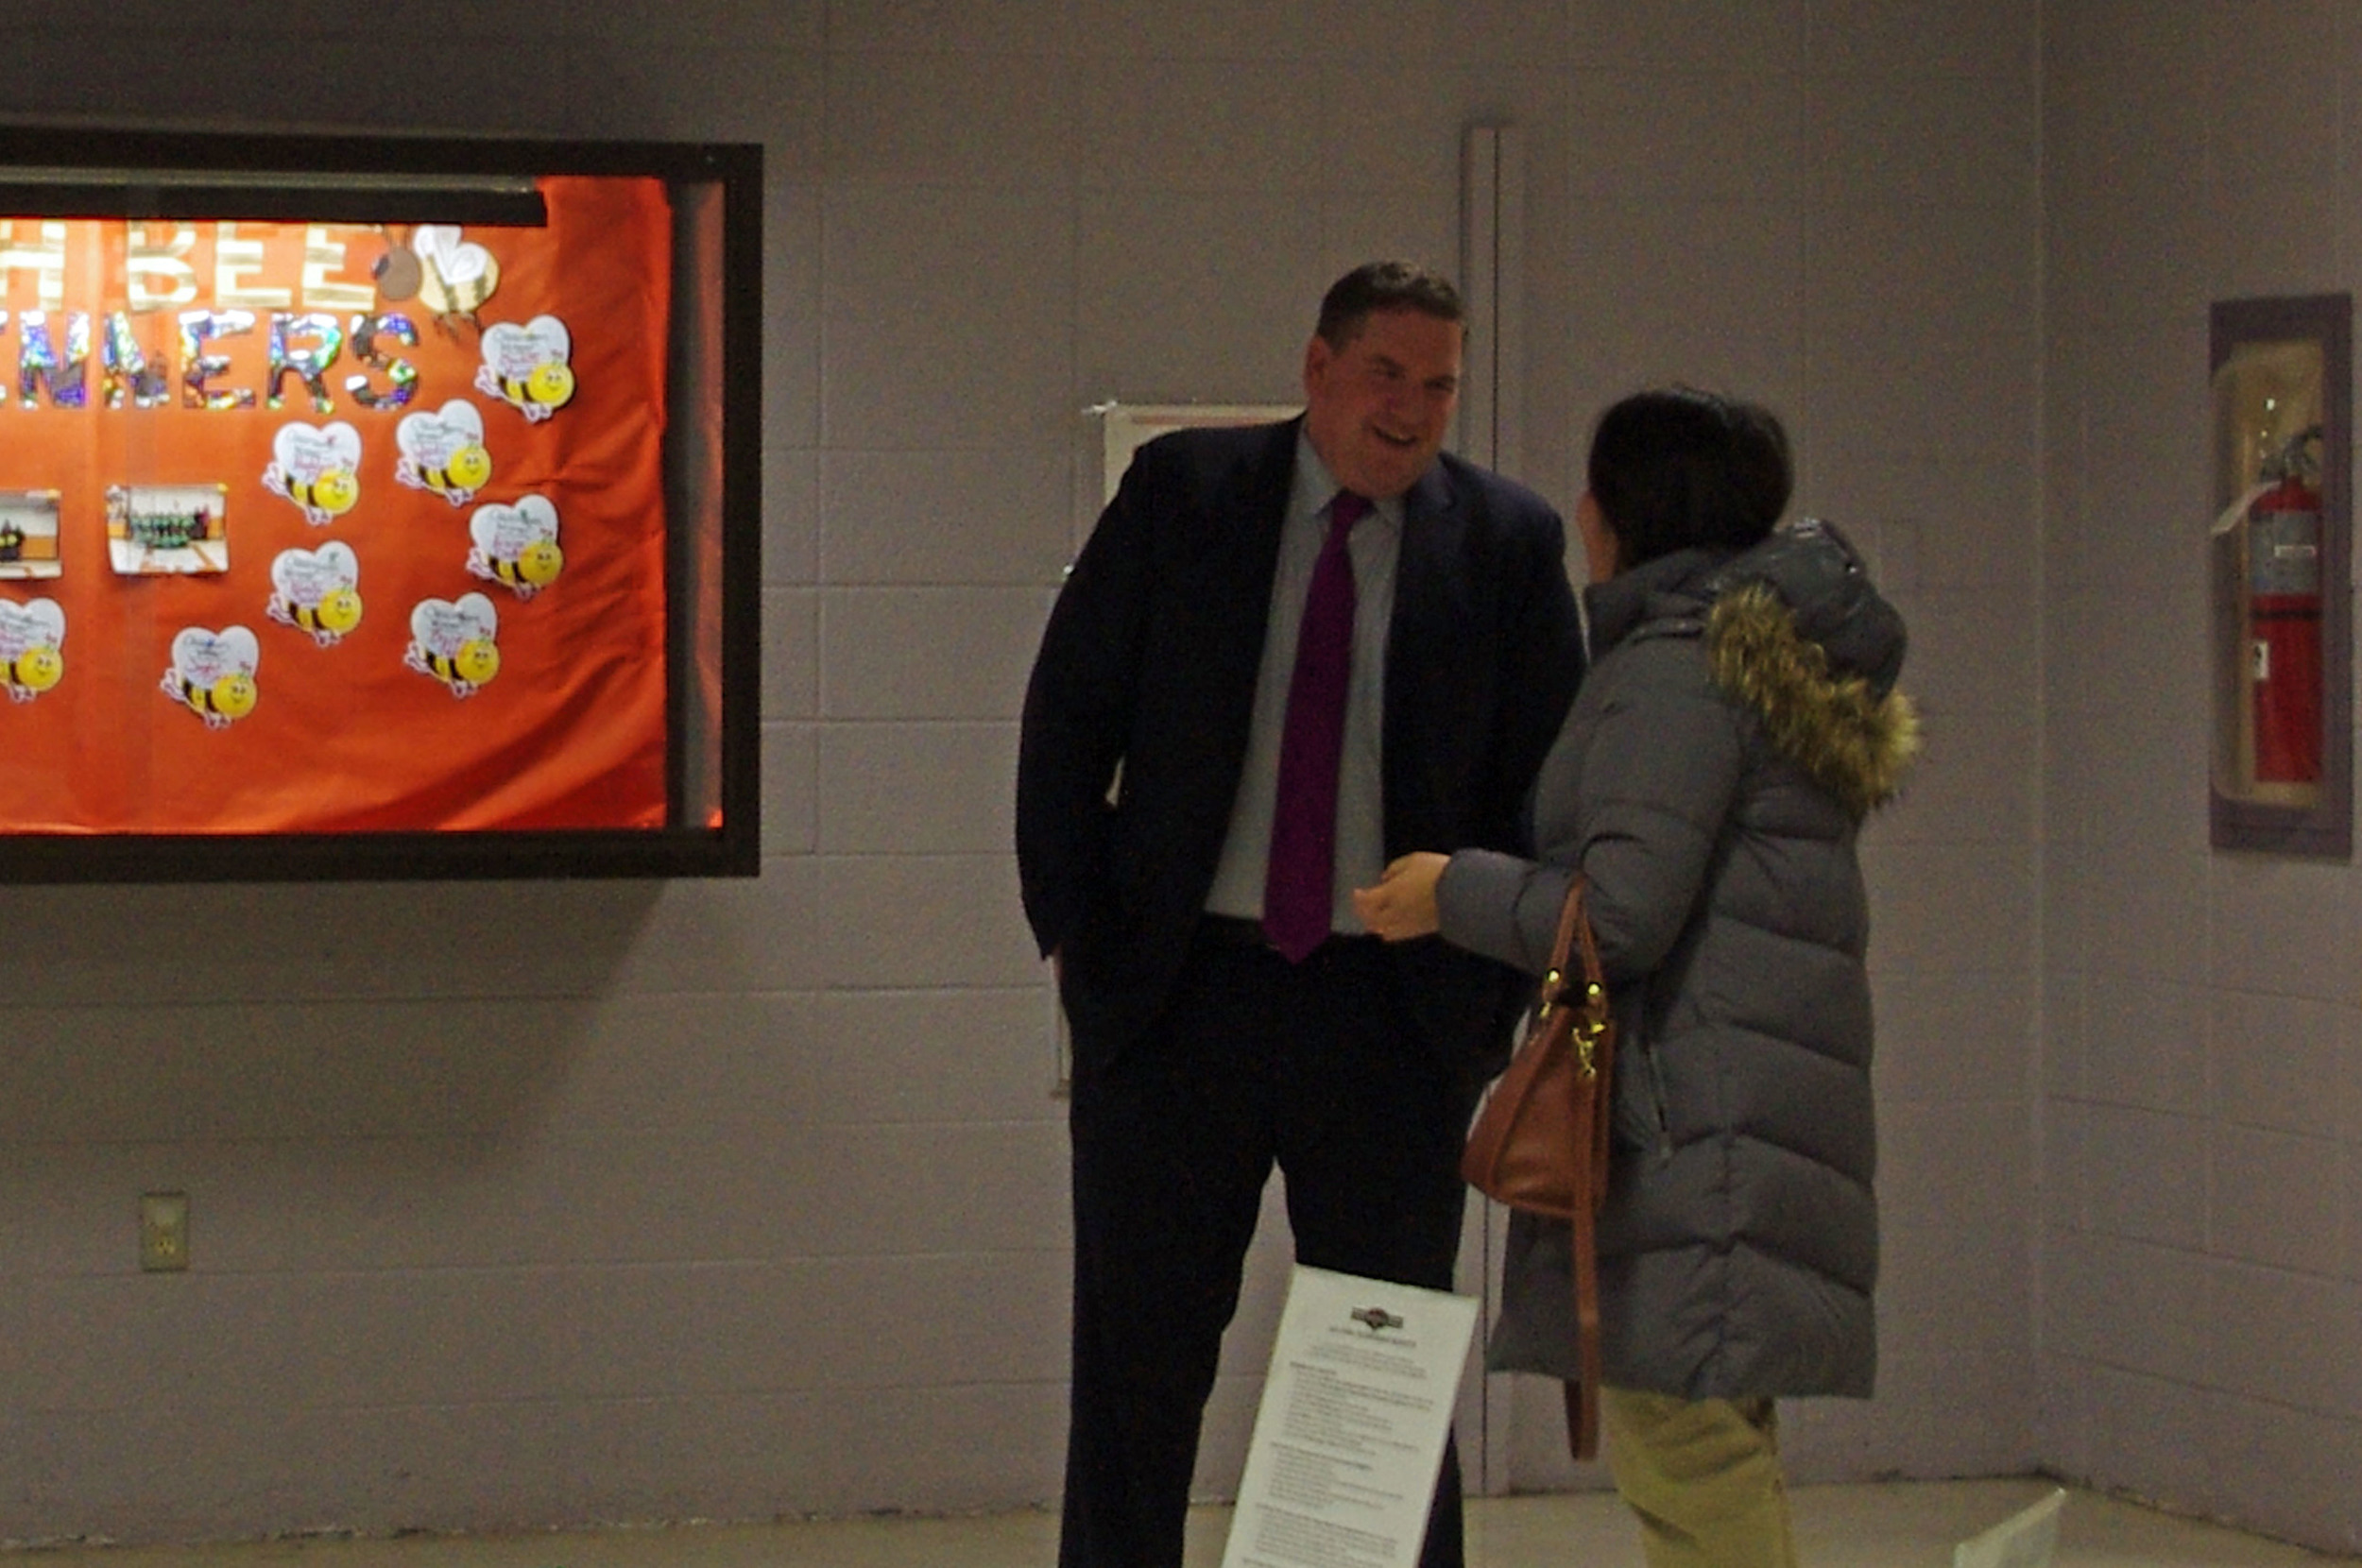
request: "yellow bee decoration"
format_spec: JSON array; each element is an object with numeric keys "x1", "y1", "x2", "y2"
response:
[
  {"x1": 300, "y1": 588, "x2": 364, "y2": 637},
  {"x1": 394, "y1": 401, "x2": 492, "y2": 507},
  {"x1": 262, "y1": 421, "x2": 364, "y2": 526},
  {"x1": 302, "y1": 467, "x2": 361, "y2": 517},
  {"x1": 404, "y1": 593, "x2": 501, "y2": 699},
  {"x1": 436, "y1": 443, "x2": 494, "y2": 495},
  {"x1": 477, "y1": 316, "x2": 575, "y2": 424},
  {"x1": 426, "y1": 639, "x2": 501, "y2": 689},
  {"x1": 179, "y1": 671, "x2": 259, "y2": 724},
  {"x1": 267, "y1": 544, "x2": 364, "y2": 648},
  {"x1": 163, "y1": 626, "x2": 261, "y2": 729},
  {"x1": 522, "y1": 360, "x2": 574, "y2": 409},
  {"x1": 489, "y1": 361, "x2": 574, "y2": 418},
  {"x1": 0, "y1": 599, "x2": 65, "y2": 702},
  {"x1": 505, "y1": 539, "x2": 563, "y2": 588},
  {"x1": 9, "y1": 643, "x2": 60, "y2": 693},
  {"x1": 467, "y1": 497, "x2": 565, "y2": 601}
]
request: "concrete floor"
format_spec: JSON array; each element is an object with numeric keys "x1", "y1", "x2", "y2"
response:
[{"x1": 9, "y1": 1480, "x2": 2355, "y2": 1568}]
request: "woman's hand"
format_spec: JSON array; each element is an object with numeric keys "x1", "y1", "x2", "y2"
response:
[{"x1": 1352, "y1": 852, "x2": 1448, "y2": 941}]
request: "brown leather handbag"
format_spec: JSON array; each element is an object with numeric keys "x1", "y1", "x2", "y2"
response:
[{"x1": 1458, "y1": 876, "x2": 1615, "y2": 1460}]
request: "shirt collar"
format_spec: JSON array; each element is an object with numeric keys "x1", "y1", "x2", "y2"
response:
[{"x1": 1292, "y1": 429, "x2": 1402, "y2": 532}]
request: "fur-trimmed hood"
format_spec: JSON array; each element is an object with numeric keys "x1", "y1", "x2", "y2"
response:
[{"x1": 1587, "y1": 518, "x2": 1920, "y2": 818}]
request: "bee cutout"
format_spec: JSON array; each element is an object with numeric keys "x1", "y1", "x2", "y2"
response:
[
  {"x1": 466, "y1": 497, "x2": 563, "y2": 599},
  {"x1": 393, "y1": 401, "x2": 492, "y2": 507},
  {"x1": 261, "y1": 420, "x2": 364, "y2": 525},
  {"x1": 0, "y1": 597, "x2": 65, "y2": 702},
  {"x1": 404, "y1": 593, "x2": 500, "y2": 698},
  {"x1": 163, "y1": 625, "x2": 260, "y2": 728},
  {"x1": 411, "y1": 225, "x2": 500, "y2": 336},
  {"x1": 475, "y1": 316, "x2": 575, "y2": 423},
  {"x1": 266, "y1": 543, "x2": 364, "y2": 647}
]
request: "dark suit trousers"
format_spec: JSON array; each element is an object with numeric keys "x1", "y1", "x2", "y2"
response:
[{"x1": 1061, "y1": 920, "x2": 1478, "y2": 1568}]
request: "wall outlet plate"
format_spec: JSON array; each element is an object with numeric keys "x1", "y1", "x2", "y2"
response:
[{"x1": 139, "y1": 1191, "x2": 189, "y2": 1272}]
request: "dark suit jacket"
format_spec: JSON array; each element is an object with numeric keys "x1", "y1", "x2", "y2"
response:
[{"x1": 1017, "y1": 418, "x2": 1583, "y2": 1087}]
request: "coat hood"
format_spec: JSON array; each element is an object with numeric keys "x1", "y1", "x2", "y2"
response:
[
  {"x1": 1587, "y1": 518, "x2": 1919, "y2": 819},
  {"x1": 1703, "y1": 518, "x2": 1918, "y2": 817}
]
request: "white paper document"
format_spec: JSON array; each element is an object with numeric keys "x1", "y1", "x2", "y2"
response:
[{"x1": 1220, "y1": 1265, "x2": 1480, "y2": 1568}]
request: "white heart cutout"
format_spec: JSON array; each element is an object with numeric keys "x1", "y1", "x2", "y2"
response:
[
  {"x1": 396, "y1": 400, "x2": 487, "y2": 465},
  {"x1": 271, "y1": 542, "x2": 360, "y2": 604},
  {"x1": 172, "y1": 625, "x2": 260, "y2": 684},
  {"x1": 483, "y1": 316, "x2": 573, "y2": 380},
  {"x1": 410, "y1": 593, "x2": 499, "y2": 655},
  {"x1": 271, "y1": 420, "x2": 362, "y2": 479},
  {"x1": 469, "y1": 496, "x2": 560, "y2": 558},
  {"x1": 0, "y1": 598, "x2": 65, "y2": 656}
]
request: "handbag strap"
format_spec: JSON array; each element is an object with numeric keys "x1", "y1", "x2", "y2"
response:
[
  {"x1": 1566, "y1": 879, "x2": 1604, "y2": 999},
  {"x1": 1535, "y1": 876, "x2": 1586, "y2": 1016},
  {"x1": 1549, "y1": 878, "x2": 1611, "y2": 1073},
  {"x1": 1560, "y1": 876, "x2": 1611, "y2": 1462}
]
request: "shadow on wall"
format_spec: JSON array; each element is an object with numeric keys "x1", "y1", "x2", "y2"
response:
[{"x1": 0, "y1": 878, "x2": 672, "y2": 1155}]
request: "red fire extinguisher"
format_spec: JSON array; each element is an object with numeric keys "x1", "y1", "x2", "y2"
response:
[{"x1": 2249, "y1": 427, "x2": 2323, "y2": 783}]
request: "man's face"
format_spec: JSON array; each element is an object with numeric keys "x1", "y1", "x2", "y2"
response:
[{"x1": 1301, "y1": 307, "x2": 1463, "y2": 501}]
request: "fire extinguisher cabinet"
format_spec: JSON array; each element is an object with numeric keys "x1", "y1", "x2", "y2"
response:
[{"x1": 2209, "y1": 293, "x2": 2353, "y2": 859}]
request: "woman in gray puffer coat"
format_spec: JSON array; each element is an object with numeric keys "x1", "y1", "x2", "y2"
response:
[{"x1": 1356, "y1": 388, "x2": 1917, "y2": 1568}]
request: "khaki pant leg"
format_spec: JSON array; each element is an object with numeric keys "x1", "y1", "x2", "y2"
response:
[{"x1": 1598, "y1": 1386, "x2": 1800, "y2": 1568}]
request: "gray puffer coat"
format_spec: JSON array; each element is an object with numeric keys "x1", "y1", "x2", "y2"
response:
[{"x1": 1434, "y1": 519, "x2": 1917, "y2": 1401}]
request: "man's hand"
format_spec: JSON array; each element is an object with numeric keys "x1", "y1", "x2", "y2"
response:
[{"x1": 1352, "y1": 852, "x2": 1447, "y2": 941}]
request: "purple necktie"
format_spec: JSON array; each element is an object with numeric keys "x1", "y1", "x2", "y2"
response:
[{"x1": 1263, "y1": 490, "x2": 1371, "y2": 963}]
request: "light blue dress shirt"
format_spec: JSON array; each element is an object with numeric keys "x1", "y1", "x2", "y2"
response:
[{"x1": 1204, "y1": 433, "x2": 1400, "y2": 929}]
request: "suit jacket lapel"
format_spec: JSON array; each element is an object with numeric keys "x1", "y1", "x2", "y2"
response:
[
  {"x1": 1200, "y1": 418, "x2": 1301, "y2": 704},
  {"x1": 1383, "y1": 460, "x2": 1470, "y2": 845},
  {"x1": 1163, "y1": 419, "x2": 1301, "y2": 879}
]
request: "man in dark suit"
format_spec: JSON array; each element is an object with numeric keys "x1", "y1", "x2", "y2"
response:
[{"x1": 1017, "y1": 261, "x2": 1583, "y2": 1568}]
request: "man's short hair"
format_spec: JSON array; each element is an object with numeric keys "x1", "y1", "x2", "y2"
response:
[{"x1": 1315, "y1": 261, "x2": 1464, "y2": 348}]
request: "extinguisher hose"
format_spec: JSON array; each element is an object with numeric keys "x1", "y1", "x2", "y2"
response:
[{"x1": 2212, "y1": 481, "x2": 2276, "y2": 537}]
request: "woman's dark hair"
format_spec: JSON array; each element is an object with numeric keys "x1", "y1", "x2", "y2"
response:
[{"x1": 1585, "y1": 388, "x2": 1792, "y2": 571}]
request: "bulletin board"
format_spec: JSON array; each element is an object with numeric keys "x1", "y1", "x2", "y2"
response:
[{"x1": 0, "y1": 128, "x2": 762, "y2": 879}]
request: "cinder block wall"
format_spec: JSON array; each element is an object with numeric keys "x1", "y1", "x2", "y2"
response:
[
  {"x1": 2037, "y1": 3, "x2": 2362, "y2": 1552},
  {"x1": 31, "y1": 0, "x2": 2347, "y2": 1554}
]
